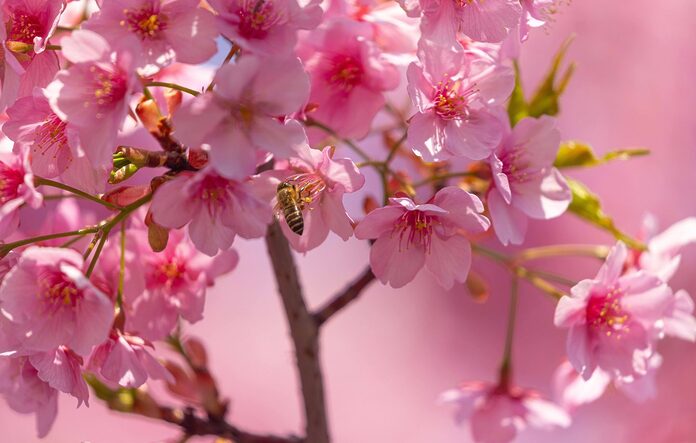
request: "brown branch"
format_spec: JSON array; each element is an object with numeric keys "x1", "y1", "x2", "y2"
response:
[
  {"x1": 264, "y1": 222, "x2": 331, "y2": 443},
  {"x1": 314, "y1": 267, "x2": 375, "y2": 326},
  {"x1": 158, "y1": 406, "x2": 302, "y2": 443}
]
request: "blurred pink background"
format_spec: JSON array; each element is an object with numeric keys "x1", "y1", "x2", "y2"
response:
[{"x1": 3, "y1": 0, "x2": 696, "y2": 442}]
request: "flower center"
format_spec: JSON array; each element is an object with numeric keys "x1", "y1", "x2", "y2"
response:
[
  {"x1": 38, "y1": 268, "x2": 81, "y2": 307},
  {"x1": 393, "y1": 210, "x2": 436, "y2": 252},
  {"x1": 121, "y1": 7, "x2": 167, "y2": 39},
  {"x1": 285, "y1": 173, "x2": 326, "y2": 209},
  {"x1": 196, "y1": 174, "x2": 234, "y2": 216},
  {"x1": 8, "y1": 12, "x2": 43, "y2": 45},
  {"x1": 87, "y1": 66, "x2": 128, "y2": 118},
  {"x1": 33, "y1": 113, "x2": 70, "y2": 169},
  {"x1": 586, "y1": 286, "x2": 631, "y2": 338},
  {"x1": 432, "y1": 79, "x2": 477, "y2": 120},
  {"x1": 498, "y1": 145, "x2": 536, "y2": 183},
  {"x1": 153, "y1": 258, "x2": 186, "y2": 288},
  {"x1": 327, "y1": 56, "x2": 363, "y2": 93},
  {"x1": 237, "y1": 0, "x2": 283, "y2": 39},
  {"x1": 0, "y1": 162, "x2": 24, "y2": 204}
]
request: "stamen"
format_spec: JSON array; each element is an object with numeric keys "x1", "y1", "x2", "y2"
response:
[{"x1": 432, "y1": 79, "x2": 478, "y2": 120}]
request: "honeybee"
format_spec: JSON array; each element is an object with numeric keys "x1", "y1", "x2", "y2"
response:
[{"x1": 276, "y1": 181, "x2": 305, "y2": 235}]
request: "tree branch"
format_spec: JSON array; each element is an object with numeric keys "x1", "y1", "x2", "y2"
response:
[
  {"x1": 314, "y1": 267, "x2": 375, "y2": 327},
  {"x1": 264, "y1": 222, "x2": 330, "y2": 443}
]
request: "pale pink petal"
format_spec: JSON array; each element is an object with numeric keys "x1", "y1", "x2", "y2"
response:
[
  {"x1": 488, "y1": 190, "x2": 527, "y2": 246},
  {"x1": 664, "y1": 290, "x2": 696, "y2": 342},
  {"x1": 354, "y1": 206, "x2": 404, "y2": 239},
  {"x1": 370, "y1": 234, "x2": 425, "y2": 288},
  {"x1": 596, "y1": 242, "x2": 627, "y2": 285},
  {"x1": 207, "y1": 123, "x2": 258, "y2": 179},
  {"x1": 567, "y1": 326, "x2": 595, "y2": 380},
  {"x1": 407, "y1": 111, "x2": 445, "y2": 162},
  {"x1": 425, "y1": 234, "x2": 472, "y2": 290},
  {"x1": 553, "y1": 361, "x2": 610, "y2": 410},
  {"x1": 522, "y1": 397, "x2": 571, "y2": 429},
  {"x1": 512, "y1": 169, "x2": 571, "y2": 219},
  {"x1": 150, "y1": 177, "x2": 198, "y2": 228},
  {"x1": 321, "y1": 190, "x2": 354, "y2": 241},
  {"x1": 554, "y1": 295, "x2": 587, "y2": 328},
  {"x1": 443, "y1": 110, "x2": 502, "y2": 160},
  {"x1": 189, "y1": 207, "x2": 236, "y2": 256},
  {"x1": 71, "y1": 285, "x2": 114, "y2": 356},
  {"x1": 249, "y1": 118, "x2": 308, "y2": 159},
  {"x1": 433, "y1": 186, "x2": 490, "y2": 233}
]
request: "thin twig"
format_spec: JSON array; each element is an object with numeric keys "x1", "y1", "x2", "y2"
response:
[
  {"x1": 314, "y1": 267, "x2": 375, "y2": 326},
  {"x1": 264, "y1": 222, "x2": 330, "y2": 443}
]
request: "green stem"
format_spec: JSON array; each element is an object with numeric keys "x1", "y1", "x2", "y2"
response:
[
  {"x1": 384, "y1": 132, "x2": 407, "y2": 165},
  {"x1": 85, "y1": 194, "x2": 152, "y2": 278},
  {"x1": 499, "y1": 275, "x2": 518, "y2": 387},
  {"x1": 516, "y1": 244, "x2": 610, "y2": 262},
  {"x1": 1, "y1": 227, "x2": 99, "y2": 256},
  {"x1": 304, "y1": 118, "x2": 371, "y2": 161},
  {"x1": 35, "y1": 177, "x2": 120, "y2": 210},
  {"x1": 145, "y1": 82, "x2": 200, "y2": 97}
]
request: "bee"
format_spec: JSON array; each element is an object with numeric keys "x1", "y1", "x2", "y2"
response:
[{"x1": 276, "y1": 181, "x2": 305, "y2": 235}]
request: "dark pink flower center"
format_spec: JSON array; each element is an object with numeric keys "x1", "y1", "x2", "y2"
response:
[
  {"x1": 88, "y1": 67, "x2": 128, "y2": 118},
  {"x1": 393, "y1": 210, "x2": 437, "y2": 252},
  {"x1": 38, "y1": 267, "x2": 82, "y2": 307},
  {"x1": 0, "y1": 162, "x2": 24, "y2": 204},
  {"x1": 586, "y1": 286, "x2": 631, "y2": 338},
  {"x1": 327, "y1": 56, "x2": 363, "y2": 93},
  {"x1": 8, "y1": 12, "x2": 44, "y2": 44},
  {"x1": 454, "y1": 0, "x2": 474, "y2": 7},
  {"x1": 498, "y1": 146, "x2": 536, "y2": 183},
  {"x1": 33, "y1": 113, "x2": 71, "y2": 169},
  {"x1": 432, "y1": 79, "x2": 478, "y2": 120},
  {"x1": 151, "y1": 258, "x2": 186, "y2": 289},
  {"x1": 121, "y1": 6, "x2": 167, "y2": 40},
  {"x1": 237, "y1": 0, "x2": 283, "y2": 39}
]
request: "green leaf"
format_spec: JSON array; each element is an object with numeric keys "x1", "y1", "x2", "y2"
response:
[
  {"x1": 555, "y1": 141, "x2": 650, "y2": 168},
  {"x1": 507, "y1": 61, "x2": 528, "y2": 126},
  {"x1": 567, "y1": 179, "x2": 646, "y2": 250},
  {"x1": 527, "y1": 37, "x2": 575, "y2": 119}
]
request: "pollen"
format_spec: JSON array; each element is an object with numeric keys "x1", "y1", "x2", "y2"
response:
[
  {"x1": 433, "y1": 79, "x2": 478, "y2": 120},
  {"x1": 122, "y1": 7, "x2": 167, "y2": 39},
  {"x1": 8, "y1": 13, "x2": 43, "y2": 45},
  {"x1": 237, "y1": 0, "x2": 283, "y2": 39},
  {"x1": 38, "y1": 269, "x2": 81, "y2": 307},
  {"x1": 586, "y1": 286, "x2": 631, "y2": 338},
  {"x1": 328, "y1": 57, "x2": 362, "y2": 93},
  {"x1": 393, "y1": 210, "x2": 437, "y2": 253}
]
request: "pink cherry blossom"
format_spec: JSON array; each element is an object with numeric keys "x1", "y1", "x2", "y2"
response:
[
  {"x1": 0, "y1": 356, "x2": 58, "y2": 438},
  {"x1": 486, "y1": 116, "x2": 571, "y2": 245},
  {"x1": 0, "y1": 247, "x2": 114, "y2": 356},
  {"x1": 636, "y1": 216, "x2": 696, "y2": 282},
  {"x1": 401, "y1": 0, "x2": 522, "y2": 47},
  {"x1": 520, "y1": 0, "x2": 554, "y2": 39},
  {"x1": 45, "y1": 29, "x2": 140, "y2": 169},
  {"x1": 440, "y1": 381, "x2": 570, "y2": 443},
  {"x1": 28, "y1": 346, "x2": 89, "y2": 406},
  {"x1": 553, "y1": 353, "x2": 663, "y2": 411},
  {"x1": 0, "y1": 148, "x2": 43, "y2": 240},
  {"x1": 554, "y1": 242, "x2": 673, "y2": 380},
  {"x1": 0, "y1": 0, "x2": 63, "y2": 111},
  {"x1": 406, "y1": 42, "x2": 513, "y2": 161},
  {"x1": 3, "y1": 89, "x2": 107, "y2": 194},
  {"x1": 208, "y1": 0, "x2": 323, "y2": 55},
  {"x1": 272, "y1": 146, "x2": 365, "y2": 252},
  {"x1": 302, "y1": 18, "x2": 400, "y2": 139},
  {"x1": 85, "y1": 0, "x2": 218, "y2": 71},
  {"x1": 89, "y1": 331, "x2": 172, "y2": 388},
  {"x1": 173, "y1": 54, "x2": 310, "y2": 179},
  {"x1": 125, "y1": 230, "x2": 238, "y2": 341},
  {"x1": 354, "y1": 186, "x2": 489, "y2": 289},
  {"x1": 150, "y1": 167, "x2": 273, "y2": 256}
]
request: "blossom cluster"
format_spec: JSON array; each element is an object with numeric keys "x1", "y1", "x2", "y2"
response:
[{"x1": 0, "y1": 0, "x2": 690, "y2": 442}]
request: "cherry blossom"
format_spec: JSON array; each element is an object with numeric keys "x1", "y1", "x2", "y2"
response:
[
  {"x1": 85, "y1": 0, "x2": 219, "y2": 71},
  {"x1": 406, "y1": 42, "x2": 513, "y2": 161},
  {"x1": 45, "y1": 29, "x2": 140, "y2": 169},
  {"x1": 355, "y1": 187, "x2": 489, "y2": 289},
  {"x1": 271, "y1": 146, "x2": 365, "y2": 252},
  {"x1": 88, "y1": 331, "x2": 172, "y2": 388},
  {"x1": 441, "y1": 381, "x2": 570, "y2": 443},
  {"x1": 0, "y1": 247, "x2": 113, "y2": 357},
  {"x1": 0, "y1": 0, "x2": 63, "y2": 111},
  {"x1": 150, "y1": 167, "x2": 273, "y2": 256},
  {"x1": 0, "y1": 148, "x2": 43, "y2": 240},
  {"x1": 173, "y1": 54, "x2": 310, "y2": 179},
  {"x1": 3, "y1": 89, "x2": 107, "y2": 194},
  {"x1": 125, "y1": 230, "x2": 238, "y2": 341},
  {"x1": 487, "y1": 116, "x2": 571, "y2": 245},
  {"x1": 554, "y1": 242, "x2": 674, "y2": 380},
  {"x1": 0, "y1": 356, "x2": 59, "y2": 438},
  {"x1": 209, "y1": 0, "x2": 323, "y2": 55}
]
